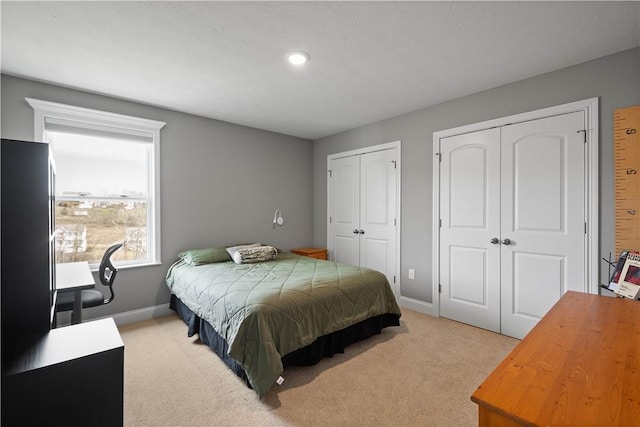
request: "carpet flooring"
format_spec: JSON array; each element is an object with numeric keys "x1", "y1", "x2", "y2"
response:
[{"x1": 119, "y1": 308, "x2": 518, "y2": 427}]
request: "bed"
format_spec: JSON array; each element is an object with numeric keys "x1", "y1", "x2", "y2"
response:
[{"x1": 165, "y1": 244, "x2": 402, "y2": 397}]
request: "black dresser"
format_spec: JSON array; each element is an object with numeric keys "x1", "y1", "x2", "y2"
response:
[{"x1": 1, "y1": 139, "x2": 124, "y2": 426}]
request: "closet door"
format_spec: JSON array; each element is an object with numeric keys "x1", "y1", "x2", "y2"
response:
[
  {"x1": 329, "y1": 155, "x2": 360, "y2": 266},
  {"x1": 439, "y1": 128, "x2": 501, "y2": 333},
  {"x1": 500, "y1": 111, "x2": 585, "y2": 338},
  {"x1": 328, "y1": 148, "x2": 398, "y2": 286},
  {"x1": 359, "y1": 149, "x2": 397, "y2": 282},
  {"x1": 439, "y1": 111, "x2": 586, "y2": 339}
]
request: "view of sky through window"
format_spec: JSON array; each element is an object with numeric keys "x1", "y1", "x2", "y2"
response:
[{"x1": 49, "y1": 132, "x2": 149, "y2": 198}]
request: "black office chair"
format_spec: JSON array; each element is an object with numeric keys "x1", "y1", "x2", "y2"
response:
[{"x1": 56, "y1": 242, "x2": 124, "y2": 323}]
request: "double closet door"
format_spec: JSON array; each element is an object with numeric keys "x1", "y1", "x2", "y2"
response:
[
  {"x1": 328, "y1": 147, "x2": 398, "y2": 287},
  {"x1": 439, "y1": 112, "x2": 586, "y2": 339}
]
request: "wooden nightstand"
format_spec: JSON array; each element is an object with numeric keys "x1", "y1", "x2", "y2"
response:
[{"x1": 292, "y1": 247, "x2": 328, "y2": 260}]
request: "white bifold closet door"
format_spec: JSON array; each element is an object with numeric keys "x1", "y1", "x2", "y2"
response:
[
  {"x1": 439, "y1": 111, "x2": 586, "y2": 339},
  {"x1": 328, "y1": 148, "x2": 397, "y2": 287}
]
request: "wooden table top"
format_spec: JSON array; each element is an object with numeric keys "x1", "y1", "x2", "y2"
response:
[{"x1": 471, "y1": 291, "x2": 640, "y2": 426}]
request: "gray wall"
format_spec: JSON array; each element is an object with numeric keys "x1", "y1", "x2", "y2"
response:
[
  {"x1": 1, "y1": 74, "x2": 313, "y2": 320},
  {"x1": 312, "y1": 47, "x2": 640, "y2": 304},
  {"x1": 2, "y1": 46, "x2": 638, "y2": 320}
]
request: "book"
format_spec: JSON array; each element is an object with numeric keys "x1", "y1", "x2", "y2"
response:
[
  {"x1": 607, "y1": 250, "x2": 629, "y2": 291},
  {"x1": 614, "y1": 251, "x2": 640, "y2": 299}
]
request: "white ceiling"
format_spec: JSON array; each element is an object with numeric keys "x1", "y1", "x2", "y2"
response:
[{"x1": 2, "y1": 1, "x2": 639, "y2": 140}]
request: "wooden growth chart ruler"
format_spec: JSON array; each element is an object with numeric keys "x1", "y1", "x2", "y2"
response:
[{"x1": 614, "y1": 105, "x2": 640, "y2": 255}]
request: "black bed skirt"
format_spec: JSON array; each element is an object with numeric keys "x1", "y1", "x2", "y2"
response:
[{"x1": 169, "y1": 294, "x2": 400, "y2": 388}]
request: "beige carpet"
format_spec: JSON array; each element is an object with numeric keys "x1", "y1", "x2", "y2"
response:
[{"x1": 119, "y1": 309, "x2": 518, "y2": 427}]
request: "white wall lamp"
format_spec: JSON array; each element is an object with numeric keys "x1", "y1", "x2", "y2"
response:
[{"x1": 273, "y1": 209, "x2": 284, "y2": 227}]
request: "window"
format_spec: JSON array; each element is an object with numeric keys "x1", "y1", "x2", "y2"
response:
[{"x1": 27, "y1": 98, "x2": 165, "y2": 269}]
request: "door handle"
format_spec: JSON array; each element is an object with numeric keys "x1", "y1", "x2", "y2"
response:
[
  {"x1": 359, "y1": 229, "x2": 365, "y2": 234},
  {"x1": 501, "y1": 238, "x2": 511, "y2": 245},
  {"x1": 353, "y1": 229, "x2": 359, "y2": 234},
  {"x1": 490, "y1": 237, "x2": 499, "y2": 244}
]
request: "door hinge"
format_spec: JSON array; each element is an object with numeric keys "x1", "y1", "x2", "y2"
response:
[
  {"x1": 439, "y1": 219, "x2": 442, "y2": 228},
  {"x1": 438, "y1": 284, "x2": 442, "y2": 293},
  {"x1": 578, "y1": 129, "x2": 587, "y2": 143},
  {"x1": 393, "y1": 276, "x2": 396, "y2": 284},
  {"x1": 391, "y1": 160, "x2": 397, "y2": 169},
  {"x1": 585, "y1": 222, "x2": 587, "y2": 234},
  {"x1": 394, "y1": 218, "x2": 397, "y2": 226},
  {"x1": 328, "y1": 169, "x2": 332, "y2": 177},
  {"x1": 435, "y1": 152, "x2": 441, "y2": 162},
  {"x1": 329, "y1": 216, "x2": 332, "y2": 224}
]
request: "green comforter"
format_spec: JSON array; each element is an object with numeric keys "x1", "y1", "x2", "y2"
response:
[{"x1": 166, "y1": 252, "x2": 401, "y2": 397}]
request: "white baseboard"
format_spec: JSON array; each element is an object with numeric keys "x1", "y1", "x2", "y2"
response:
[
  {"x1": 81, "y1": 298, "x2": 437, "y2": 327},
  {"x1": 399, "y1": 296, "x2": 437, "y2": 317},
  {"x1": 100, "y1": 303, "x2": 174, "y2": 326}
]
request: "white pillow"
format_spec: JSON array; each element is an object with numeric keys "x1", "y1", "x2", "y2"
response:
[
  {"x1": 226, "y1": 243, "x2": 261, "y2": 259},
  {"x1": 232, "y1": 245, "x2": 277, "y2": 264}
]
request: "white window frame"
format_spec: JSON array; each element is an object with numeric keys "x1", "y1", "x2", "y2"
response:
[{"x1": 26, "y1": 97, "x2": 166, "y2": 269}]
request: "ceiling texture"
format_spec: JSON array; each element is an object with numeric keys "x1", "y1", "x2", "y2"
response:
[{"x1": 2, "y1": 1, "x2": 639, "y2": 140}]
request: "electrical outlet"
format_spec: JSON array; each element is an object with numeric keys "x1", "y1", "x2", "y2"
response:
[{"x1": 408, "y1": 269, "x2": 415, "y2": 280}]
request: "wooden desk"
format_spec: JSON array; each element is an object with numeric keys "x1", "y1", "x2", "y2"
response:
[
  {"x1": 2, "y1": 318, "x2": 124, "y2": 426},
  {"x1": 56, "y1": 261, "x2": 95, "y2": 324},
  {"x1": 471, "y1": 291, "x2": 640, "y2": 426}
]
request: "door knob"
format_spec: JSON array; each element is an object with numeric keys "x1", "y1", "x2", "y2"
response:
[
  {"x1": 353, "y1": 229, "x2": 359, "y2": 234},
  {"x1": 359, "y1": 229, "x2": 365, "y2": 234},
  {"x1": 490, "y1": 237, "x2": 499, "y2": 244},
  {"x1": 502, "y1": 238, "x2": 511, "y2": 245}
]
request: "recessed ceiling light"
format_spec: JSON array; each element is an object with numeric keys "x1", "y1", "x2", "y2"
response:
[{"x1": 287, "y1": 51, "x2": 310, "y2": 66}]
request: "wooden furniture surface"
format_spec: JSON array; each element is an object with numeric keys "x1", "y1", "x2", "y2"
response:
[
  {"x1": 2, "y1": 318, "x2": 124, "y2": 427},
  {"x1": 471, "y1": 291, "x2": 640, "y2": 426},
  {"x1": 292, "y1": 247, "x2": 328, "y2": 260}
]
